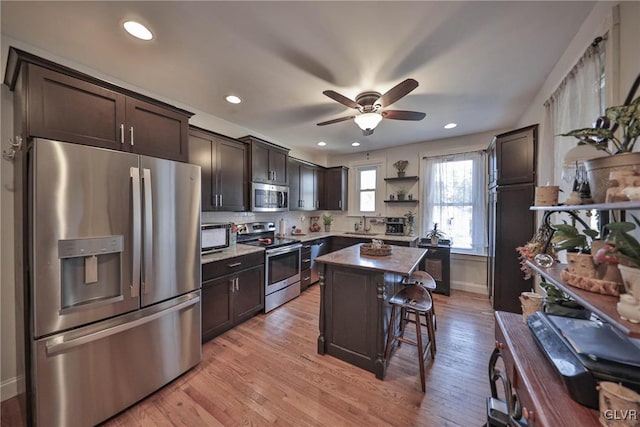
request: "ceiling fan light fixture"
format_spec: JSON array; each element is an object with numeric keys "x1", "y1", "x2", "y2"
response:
[{"x1": 354, "y1": 112, "x2": 382, "y2": 132}]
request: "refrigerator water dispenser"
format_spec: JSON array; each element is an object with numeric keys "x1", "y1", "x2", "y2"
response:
[{"x1": 58, "y1": 236, "x2": 124, "y2": 311}]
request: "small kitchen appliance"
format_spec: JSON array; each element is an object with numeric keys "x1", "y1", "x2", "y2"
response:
[
  {"x1": 201, "y1": 223, "x2": 231, "y2": 254},
  {"x1": 385, "y1": 217, "x2": 406, "y2": 235}
]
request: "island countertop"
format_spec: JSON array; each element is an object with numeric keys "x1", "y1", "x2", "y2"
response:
[{"x1": 315, "y1": 243, "x2": 427, "y2": 275}]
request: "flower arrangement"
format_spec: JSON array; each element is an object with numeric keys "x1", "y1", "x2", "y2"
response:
[
  {"x1": 322, "y1": 214, "x2": 333, "y2": 225},
  {"x1": 393, "y1": 160, "x2": 409, "y2": 172},
  {"x1": 516, "y1": 222, "x2": 556, "y2": 280}
]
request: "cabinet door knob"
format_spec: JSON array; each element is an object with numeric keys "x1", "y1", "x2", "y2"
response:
[{"x1": 522, "y1": 407, "x2": 534, "y2": 421}]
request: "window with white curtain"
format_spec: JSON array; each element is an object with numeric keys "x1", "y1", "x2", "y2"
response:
[
  {"x1": 545, "y1": 36, "x2": 606, "y2": 194},
  {"x1": 422, "y1": 151, "x2": 487, "y2": 255}
]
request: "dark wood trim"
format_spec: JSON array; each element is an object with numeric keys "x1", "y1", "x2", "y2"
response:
[
  {"x1": 4, "y1": 46, "x2": 194, "y2": 117},
  {"x1": 238, "y1": 135, "x2": 290, "y2": 153},
  {"x1": 188, "y1": 125, "x2": 248, "y2": 146}
]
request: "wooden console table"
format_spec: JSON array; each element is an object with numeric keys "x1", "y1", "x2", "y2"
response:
[{"x1": 494, "y1": 311, "x2": 599, "y2": 426}]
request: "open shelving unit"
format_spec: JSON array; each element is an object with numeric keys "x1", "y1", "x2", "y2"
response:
[
  {"x1": 383, "y1": 199, "x2": 418, "y2": 204},
  {"x1": 528, "y1": 201, "x2": 640, "y2": 338}
]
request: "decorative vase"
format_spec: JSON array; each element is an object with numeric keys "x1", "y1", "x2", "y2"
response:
[
  {"x1": 519, "y1": 292, "x2": 543, "y2": 323},
  {"x1": 617, "y1": 264, "x2": 640, "y2": 323},
  {"x1": 584, "y1": 152, "x2": 640, "y2": 203},
  {"x1": 430, "y1": 236, "x2": 439, "y2": 245},
  {"x1": 397, "y1": 193, "x2": 405, "y2": 201},
  {"x1": 397, "y1": 171, "x2": 406, "y2": 177},
  {"x1": 324, "y1": 224, "x2": 331, "y2": 232}
]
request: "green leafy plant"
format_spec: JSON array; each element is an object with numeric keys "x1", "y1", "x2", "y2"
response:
[
  {"x1": 539, "y1": 280, "x2": 585, "y2": 309},
  {"x1": 550, "y1": 223, "x2": 598, "y2": 253},
  {"x1": 322, "y1": 214, "x2": 333, "y2": 225},
  {"x1": 404, "y1": 210, "x2": 415, "y2": 224},
  {"x1": 601, "y1": 219, "x2": 640, "y2": 268},
  {"x1": 560, "y1": 95, "x2": 640, "y2": 155},
  {"x1": 425, "y1": 222, "x2": 446, "y2": 239}
]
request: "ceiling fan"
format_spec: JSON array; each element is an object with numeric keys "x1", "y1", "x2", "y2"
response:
[{"x1": 317, "y1": 78, "x2": 426, "y2": 136}]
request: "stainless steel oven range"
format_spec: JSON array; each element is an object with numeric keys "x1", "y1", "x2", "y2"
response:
[{"x1": 237, "y1": 222, "x2": 302, "y2": 312}]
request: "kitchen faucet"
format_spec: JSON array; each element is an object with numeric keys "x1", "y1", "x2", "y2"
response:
[{"x1": 362, "y1": 216, "x2": 371, "y2": 232}]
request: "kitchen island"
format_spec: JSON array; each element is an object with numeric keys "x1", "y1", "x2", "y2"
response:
[{"x1": 316, "y1": 243, "x2": 428, "y2": 379}]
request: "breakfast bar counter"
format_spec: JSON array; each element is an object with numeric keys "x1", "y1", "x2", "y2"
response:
[{"x1": 316, "y1": 244, "x2": 427, "y2": 379}]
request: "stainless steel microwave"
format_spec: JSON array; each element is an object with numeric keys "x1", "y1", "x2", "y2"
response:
[
  {"x1": 251, "y1": 182, "x2": 289, "y2": 212},
  {"x1": 201, "y1": 223, "x2": 230, "y2": 254}
]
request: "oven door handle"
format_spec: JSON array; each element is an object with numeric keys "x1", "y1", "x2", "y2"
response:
[{"x1": 266, "y1": 244, "x2": 302, "y2": 256}]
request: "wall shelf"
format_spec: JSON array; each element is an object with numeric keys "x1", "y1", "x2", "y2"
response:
[
  {"x1": 384, "y1": 176, "x2": 419, "y2": 182},
  {"x1": 525, "y1": 260, "x2": 640, "y2": 338},
  {"x1": 384, "y1": 200, "x2": 418, "y2": 204},
  {"x1": 530, "y1": 201, "x2": 640, "y2": 211}
]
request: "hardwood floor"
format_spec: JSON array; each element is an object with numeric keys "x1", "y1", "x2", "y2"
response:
[{"x1": 1, "y1": 286, "x2": 495, "y2": 427}]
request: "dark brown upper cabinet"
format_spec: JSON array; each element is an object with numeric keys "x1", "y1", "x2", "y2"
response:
[
  {"x1": 325, "y1": 166, "x2": 348, "y2": 211},
  {"x1": 495, "y1": 125, "x2": 537, "y2": 186},
  {"x1": 240, "y1": 135, "x2": 289, "y2": 185},
  {"x1": 189, "y1": 126, "x2": 248, "y2": 212},
  {"x1": 5, "y1": 47, "x2": 192, "y2": 162},
  {"x1": 289, "y1": 157, "x2": 323, "y2": 211}
]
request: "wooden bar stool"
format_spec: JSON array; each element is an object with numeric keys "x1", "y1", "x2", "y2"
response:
[
  {"x1": 403, "y1": 270, "x2": 437, "y2": 331},
  {"x1": 384, "y1": 285, "x2": 436, "y2": 392}
]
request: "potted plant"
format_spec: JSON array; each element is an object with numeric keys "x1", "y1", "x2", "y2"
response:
[
  {"x1": 539, "y1": 280, "x2": 590, "y2": 319},
  {"x1": 322, "y1": 214, "x2": 333, "y2": 232},
  {"x1": 425, "y1": 222, "x2": 446, "y2": 245},
  {"x1": 551, "y1": 222, "x2": 599, "y2": 278},
  {"x1": 396, "y1": 189, "x2": 406, "y2": 201},
  {"x1": 560, "y1": 74, "x2": 640, "y2": 203},
  {"x1": 598, "y1": 220, "x2": 640, "y2": 322},
  {"x1": 393, "y1": 160, "x2": 409, "y2": 177}
]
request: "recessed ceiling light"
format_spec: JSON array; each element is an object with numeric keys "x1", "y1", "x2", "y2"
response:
[
  {"x1": 351, "y1": 142, "x2": 360, "y2": 147},
  {"x1": 317, "y1": 141, "x2": 327, "y2": 147},
  {"x1": 444, "y1": 123, "x2": 457, "y2": 129},
  {"x1": 225, "y1": 95, "x2": 241, "y2": 104},
  {"x1": 123, "y1": 21, "x2": 153, "y2": 41}
]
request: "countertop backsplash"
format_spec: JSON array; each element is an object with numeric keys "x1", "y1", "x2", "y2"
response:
[{"x1": 200, "y1": 211, "x2": 389, "y2": 236}]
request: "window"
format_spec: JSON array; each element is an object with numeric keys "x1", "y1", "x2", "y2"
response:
[
  {"x1": 422, "y1": 151, "x2": 486, "y2": 255},
  {"x1": 358, "y1": 166, "x2": 377, "y2": 212}
]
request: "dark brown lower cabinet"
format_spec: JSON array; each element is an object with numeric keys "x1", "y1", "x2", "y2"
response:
[{"x1": 201, "y1": 256, "x2": 264, "y2": 342}]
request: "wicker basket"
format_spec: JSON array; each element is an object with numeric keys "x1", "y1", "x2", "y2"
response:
[
  {"x1": 560, "y1": 268, "x2": 623, "y2": 296},
  {"x1": 360, "y1": 243, "x2": 392, "y2": 256}
]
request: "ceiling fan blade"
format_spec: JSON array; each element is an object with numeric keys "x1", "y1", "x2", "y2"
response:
[
  {"x1": 316, "y1": 115, "x2": 356, "y2": 126},
  {"x1": 376, "y1": 79, "x2": 419, "y2": 108},
  {"x1": 381, "y1": 110, "x2": 426, "y2": 121},
  {"x1": 322, "y1": 90, "x2": 361, "y2": 109}
]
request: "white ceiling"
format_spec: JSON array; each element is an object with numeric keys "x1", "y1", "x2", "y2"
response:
[{"x1": 1, "y1": 1, "x2": 596, "y2": 155}]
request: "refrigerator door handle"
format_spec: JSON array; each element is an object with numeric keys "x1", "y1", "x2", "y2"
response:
[
  {"x1": 45, "y1": 295, "x2": 200, "y2": 355},
  {"x1": 130, "y1": 167, "x2": 141, "y2": 298},
  {"x1": 142, "y1": 168, "x2": 153, "y2": 294}
]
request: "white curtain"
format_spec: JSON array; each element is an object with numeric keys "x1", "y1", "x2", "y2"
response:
[
  {"x1": 545, "y1": 37, "x2": 606, "y2": 195},
  {"x1": 422, "y1": 151, "x2": 486, "y2": 255}
]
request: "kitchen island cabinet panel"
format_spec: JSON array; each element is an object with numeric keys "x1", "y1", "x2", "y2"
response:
[{"x1": 316, "y1": 244, "x2": 427, "y2": 378}]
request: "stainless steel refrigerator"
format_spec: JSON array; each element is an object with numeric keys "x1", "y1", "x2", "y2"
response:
[{"x1": 26, "y1": 139, "x2": 201, "y2": 426}]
